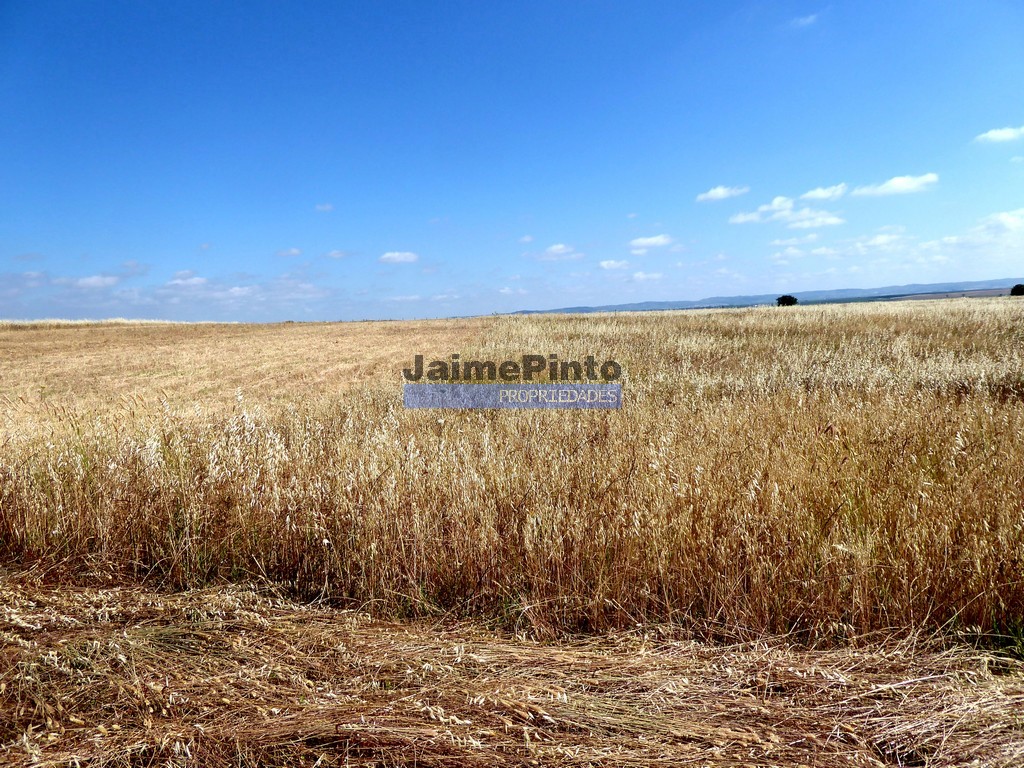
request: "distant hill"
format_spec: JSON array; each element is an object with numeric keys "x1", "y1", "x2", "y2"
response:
[{"x1": 516, "y1": 277, "x2": 1024, "y2": 314}]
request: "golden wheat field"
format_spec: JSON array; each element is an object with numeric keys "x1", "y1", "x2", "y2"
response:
[{"x1": 3, "y1": 299, "x2": 1024, "y2": 766}]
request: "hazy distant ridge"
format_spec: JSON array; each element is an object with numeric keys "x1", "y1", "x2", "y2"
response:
[{"x1": 517, "y1": 277, "x2": 1024, "y2": 314}]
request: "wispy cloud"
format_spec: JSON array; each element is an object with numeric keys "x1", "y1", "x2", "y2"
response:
[
  {"x1": 771, "y1": 234, "x2": 819, "y2": 246},
  {"x1": 7, "y1": 266, "x2": 343, "y2": 321},
  {"x1": 787, "y1": 210, "x2": 845, "y2": 228},
  {"x1": 76, "y1": 275, "x2": 119, "y2": 289},
  {"x1": 629, "y1": 234, "x2": 673, "y2": 256},
  {"x1": 120, "y1": 260, "x2": 148, "y2": 278},
  {"x1": 974, "y1": 125, "x2": 1024, "y2": 143},
  {"x1": 630, "y1": 234, "x2": 672, "y2": 248},
  {"x1": 770, "y1": 209, "x2": 1024, "y2": 279},
  {"x1": 325, "y1": 249, "x2": 350, "y2": 259},
  {"x1": 696, "y1": 185, "x2": 749, "y2": 202},
  {"x1": 538, "y1": 243, "x2": 583, "y2": 261},
  {"x1": 499, "y1": 286, "x2": 528, "y2": 295},
  {"x1": 790, "y1": 13, "x2": 818, "y2": 28},
  {"x1": 379, "y1": 251, "x2": 418, "y2": 263},
  {"x1": 852, "y1": 173, "x2": 938, "y2": 196},
  {"x1": 801, "y1": 183, "x2": 847, "y2": 201},
  {"x1": 632, "y1": 271, "x2": 661, "y2": 282},
  {"x1": 730, "y1": 196, "x2": 844, "y2": 229},
  {"x1": 769, "y1": 246, "x2": 806, "y2": 266},
  {"x1": 166, "y1": 270, "x2": 207, "y2": 287},
  {"x1": 599, "y1": 260, "x2": 629, "y2": 270},
  {"x1": 387, "y1": 294, "x2": 420, "y2": 302},
  {"x1": 314, "y1": 203, "x2": 334, "y2": 212},
  {"x1": 277, "y1": 247, "x2": 302, "y2": 257},
  {"x1": 519, "y1": 234, "x2": 534, "y2": 243},
  {"x1": 977, "y1": 208, "x2": 1024, "y2": 233}
]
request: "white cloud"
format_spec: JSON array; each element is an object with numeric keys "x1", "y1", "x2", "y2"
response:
[
  {"x1": 379, "y1": 251, "x2": 418, "y2": 263},
  {"x1": 76, "y1": 275, "x2": 119, "y2": 289},
  {"x1": 696, "y1": 185, "x2": 749, "y2": 202},
  {"x1": 166, "y1": 272, "x2": 208, "y2": 287},
  {"x1": 974, "y1": 125, "x2": 1024, "y2": 143},
  {"x1": 387, "y1": 295, "x2": 420, "y2": 302},
  {"x1": 628, "y1": 234, "x2": 673, "y2": 256},
  {"x1": 325, "y1": 249, "x2": 349, "y2": 259},
  {"x1": 771, "y1": 234, "x2": 819, "y2": 246},
  {"x1": 801, "y1": 183, "x2": 847, "y2": 201},
  {"x1": 499, "y1": 286, "x2": 528, "y2": 295},
  {"x1": 786, "y1": 210, "x2": 846, "y2": 229},
  {"x1": 770, "y1": 246, "x2": 806, "y2": 265},
  {"x1": 739, "y1": 196, "x2": 794, "y2": 219},
  {"x1": 730, "y1": 196, "x2": 844, "y2": 229},
  {"x1": 629, "y1": 234, "x2": 672, "y2": 248},
  {"x1": 315, "y1": 203, "x2": 334, "y2": 212},
  {"x1": 764, "y1": 209, "x2": 1024, "y2": 281},
  {"x1": 791, "y1": 13, "x2": 818, "y2": 27},
  {"x1": 632, "y1": 271, "x2": 661, "y2": 282},
  {"x1": 852, "y1": 173, "x2": 938, "y2": 196},
  {"x1": 26, "y1": 268, "x2": 343, "y2": 320},
  {"x1": 599, "y1": 260, "x2": 629, "y2": 270},
  {"x1": 431, "y1": 293, "x2": 459, "y2": 301},
  {"x1": 539, "y1": 243, "x2": 582, "y2": 261},
  {"x1": 1011, "y1": 156, "x2": 1024, "y2": 164},
  {"x1": 978, "y1": 208, "x2": 1024, "y2": 232},
  {"x1": 714, "y1": 267, "x2": 744, "y2": 281},
  {"x1": 519, "y1": 234, "x2": 534, "y2": 243},
  {"x1": 277, "y1": 247, "x2": 302, "y2": 257},
  {"x1": 778, "y1": 232, "x2": 896, "y2": 268},
  {"x1": 896, "y1": 208, "x2": 1024, "y2": 274},
  {"x1": 863, "y1": 234, "x2": 902, "y2": 248}
]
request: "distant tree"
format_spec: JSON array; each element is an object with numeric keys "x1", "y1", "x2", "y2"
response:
[
  {"x1": 776, "y1": 294, "x2": 798, "y2": 306},
  {"x1": 1011, "y1": 284, "x2": 1024, "y2": 296}
]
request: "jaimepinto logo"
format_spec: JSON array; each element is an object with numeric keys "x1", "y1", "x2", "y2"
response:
[
  {"x1": 401, "y1": 354, "x2": 623, "y2": 409},
  {"x1": 402, "y1": 354, "x2": 621, "y2": 383}
]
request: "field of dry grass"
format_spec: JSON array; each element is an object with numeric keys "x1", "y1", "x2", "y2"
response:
[{"x1": 2, "y1": 298, "x2": 1024, "y2": 765}]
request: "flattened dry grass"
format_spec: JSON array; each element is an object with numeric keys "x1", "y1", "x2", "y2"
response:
[{"x1": 3, "y1": 580, "x2": 1023, "y2": 767}]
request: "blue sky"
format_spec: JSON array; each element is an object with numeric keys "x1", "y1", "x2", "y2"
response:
[{"x1": 2, "y1": 1, "x2": 1023, "y2": 321}]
